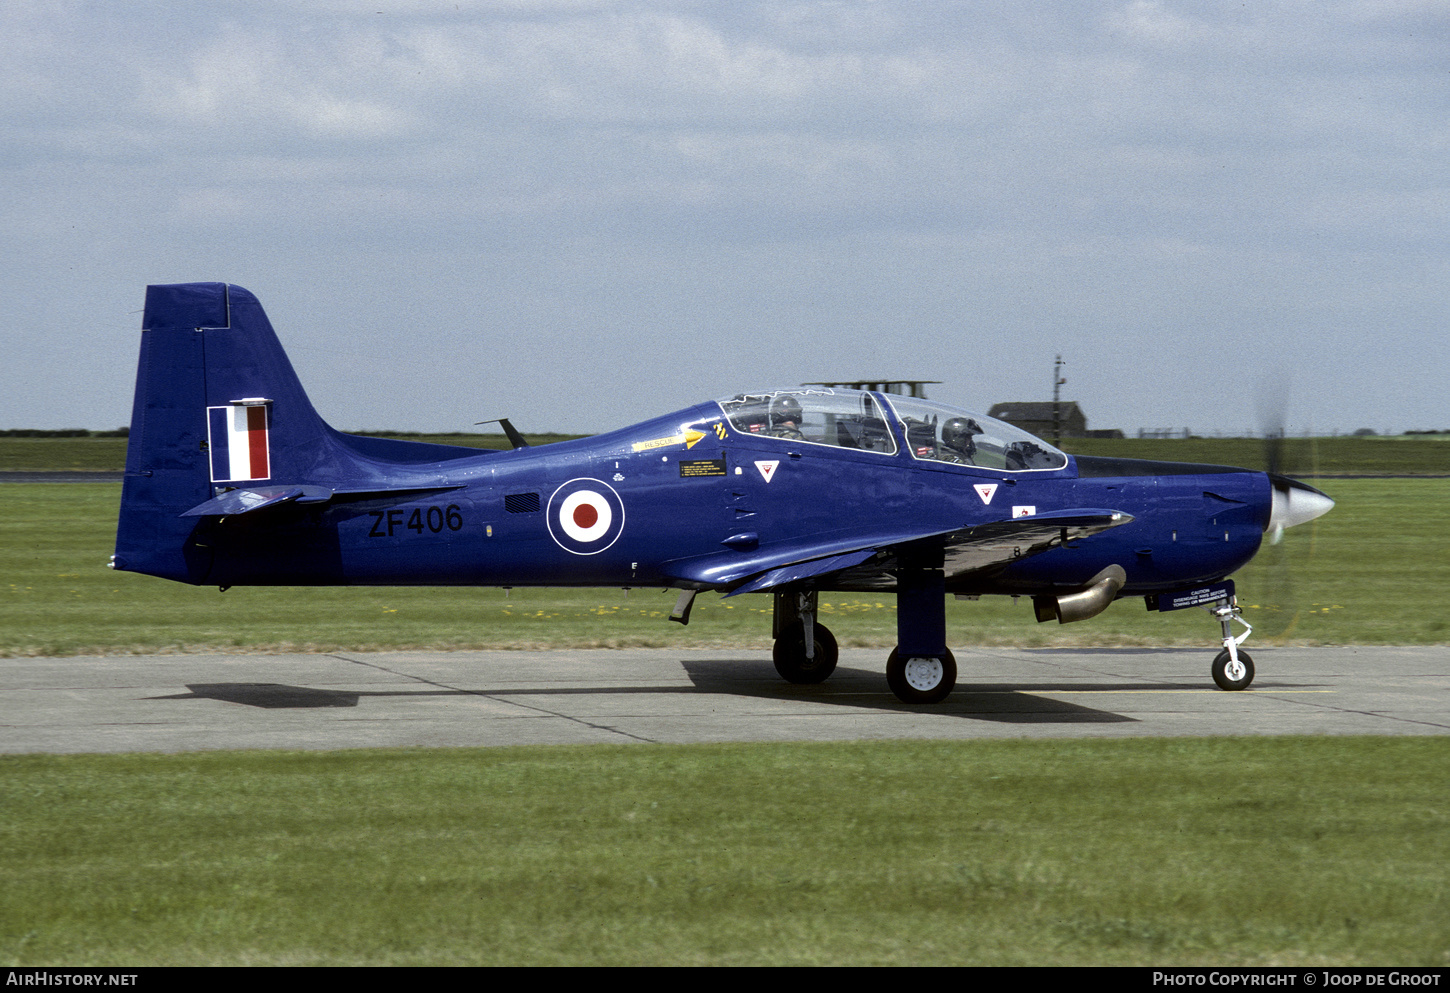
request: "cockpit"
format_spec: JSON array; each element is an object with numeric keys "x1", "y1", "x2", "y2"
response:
[{"x1": 716, "y1": 389, "x2": 1068, "y2": 472}]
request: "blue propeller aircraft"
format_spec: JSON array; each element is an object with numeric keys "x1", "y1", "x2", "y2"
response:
[{"x1": 113, "y1": 283, "x2": 1334, "y2": 703}]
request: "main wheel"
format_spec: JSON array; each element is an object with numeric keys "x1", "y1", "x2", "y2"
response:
[
  {"x1": 773, "y1": 624, "x2": 839, "y2": 684},
  {"x1": 1212, "y1": 648, "x2": 1255, "y2": 691},
  {"x1": 886, "y1": 647, "x2": 957, "y2": 704}
]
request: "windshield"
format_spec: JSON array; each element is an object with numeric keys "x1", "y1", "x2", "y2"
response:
[
  {"x1": 883, "y1": 395, "x2": 1068, "y2": 471},
  {"x1": 717, "y1": 390, "x2": 897, "y2": 455}
]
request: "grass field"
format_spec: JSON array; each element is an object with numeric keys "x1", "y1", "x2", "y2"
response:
[
  {"x1": 2, "y1": 737, "x2": 1446, "y2": 966},
  {"x1": 1, "y1": 477, "x2": 1446, "y2": 656},
  {"x1": 1059, "y1": 434, "x2": 1450, "y2": 477}
]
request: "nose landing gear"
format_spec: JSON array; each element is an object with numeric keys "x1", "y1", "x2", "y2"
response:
[
  {"x1": 1147, "y1": 580, "x2": 1256, "y2": 690},
  {"x1": 1209, "y1": 599, "x2": 1255, "y2": 691}
]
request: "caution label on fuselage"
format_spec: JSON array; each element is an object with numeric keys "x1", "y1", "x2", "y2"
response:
[
  {"x1": 1157, "y1": 581, "x2": 1236, "y2": 612},
  {"x1": 679, "y1": 458, "x2": 727, "y2": 478}
]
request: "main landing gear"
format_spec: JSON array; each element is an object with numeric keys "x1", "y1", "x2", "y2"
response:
[
  {"x1": 771, "y1": 590, "x2": 838, "y2": 683},
  {"x1": 884, "y1": 545, "x2": 956, "y2": 704},
  {"x1": 771, "y1": 546, "x2": 959, "y2": 705}
]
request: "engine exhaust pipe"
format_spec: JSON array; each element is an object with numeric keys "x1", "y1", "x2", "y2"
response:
[{"x1": 1033, "y1": 564, "x2": 1127, "y2": 624}]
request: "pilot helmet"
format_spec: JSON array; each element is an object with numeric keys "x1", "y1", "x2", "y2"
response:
[
  {"x1": 770, "y1": 395, "x2": 803, "y2": 427},
  {"x1": 941, "y1": 417, "x2": 981, "y2": 450}
]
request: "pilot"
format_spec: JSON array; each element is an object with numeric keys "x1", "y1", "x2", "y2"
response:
[
  {"x1": 939, "y1": 416, "x2": 982, "y2": 464},
  {"x1": 767, "y1": 396, "x2": 805, "y2": 440}
]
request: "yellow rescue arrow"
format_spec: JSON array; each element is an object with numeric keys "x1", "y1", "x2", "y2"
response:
[{"x1": 631, "y1": 428, "x2": 709, "y2": 453}]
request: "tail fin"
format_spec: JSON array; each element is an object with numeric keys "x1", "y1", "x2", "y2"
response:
[{"x1": 112, "y1": 282, "x2": 477, "y2": 584}]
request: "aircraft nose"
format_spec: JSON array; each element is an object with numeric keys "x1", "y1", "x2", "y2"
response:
[{"x1": 1267, "y1": 474, "x2": 1334, "y2": 543}]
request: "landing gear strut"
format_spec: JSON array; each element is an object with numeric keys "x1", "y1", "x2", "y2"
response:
[{"x1": 887, "y1": 542, "x2": 957, "y2": 704}]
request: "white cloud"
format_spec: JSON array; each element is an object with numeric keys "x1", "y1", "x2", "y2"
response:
[{"x1": 136, "y1": 28, "x2": 415, "y2": 140}]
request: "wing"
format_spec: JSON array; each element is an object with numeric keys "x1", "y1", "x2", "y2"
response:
[
  {"x1": 661, "y1": 508, "x2": 1132, "y2": 594},
  {"x1": 940, "y1": 512, "x2": 1132, "y2": 579}
]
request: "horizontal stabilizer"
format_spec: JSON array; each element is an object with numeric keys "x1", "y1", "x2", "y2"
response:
[
  {"x1": 182, "y1": 485, "x2": 333, "y2": 517},
  {"x1": 182, "y1": 483, "x2": 464, "y2": 517}
]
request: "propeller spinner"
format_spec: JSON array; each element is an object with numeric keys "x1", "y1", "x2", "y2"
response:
[{"x1": 1267, "y1": 474, "x2": 1335, "y2": 545}]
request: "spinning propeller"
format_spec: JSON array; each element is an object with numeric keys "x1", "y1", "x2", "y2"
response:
[{"x1": 1246, "y1": 388, "x2": 1334, "y2": 641}]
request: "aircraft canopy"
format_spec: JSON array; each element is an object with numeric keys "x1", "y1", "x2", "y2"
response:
[{"x1": 716, "y1": 389, "x2": 1068, "y2": 471}]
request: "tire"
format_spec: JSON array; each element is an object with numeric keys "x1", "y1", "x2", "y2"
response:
[
  {"x1": 773, "y1": 624, "x2": 839, "y2": 684},
  {"x1": 886, "y1": 647, "x2": 957, "y2": 704},
  {"x1": 1212, "y1": 648, "x2": 1255, "y2": 691}
]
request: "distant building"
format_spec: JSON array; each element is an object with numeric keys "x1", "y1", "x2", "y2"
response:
[{"x1": 988, "y1": 401, "x2": 1089, "y2": 440}]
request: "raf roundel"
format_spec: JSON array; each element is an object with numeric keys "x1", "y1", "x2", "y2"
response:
[{"x1": 547, "y1": 478, "x2": 626, "y2": 555}]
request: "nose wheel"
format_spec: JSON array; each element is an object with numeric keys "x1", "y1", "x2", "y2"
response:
[{"x1": 1212, "y1": 648, "x2": 1255, "y2": 691}]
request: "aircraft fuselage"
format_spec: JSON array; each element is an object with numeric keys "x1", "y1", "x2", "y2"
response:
[{"x1": 180, "y1": 404, "x2": 1268, "y2": 598}]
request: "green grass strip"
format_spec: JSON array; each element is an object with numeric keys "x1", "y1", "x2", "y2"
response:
[
  {"x1": 0, "y1": 433, "x2": 583, "y2": 472},
  {"x1": 1, "y1": 737, "x2": 1445, "y2": 966}
]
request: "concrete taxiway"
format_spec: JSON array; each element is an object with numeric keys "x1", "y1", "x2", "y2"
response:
[{"x1": 2, "y1": 645, "x2": 1447, "y2": 754}]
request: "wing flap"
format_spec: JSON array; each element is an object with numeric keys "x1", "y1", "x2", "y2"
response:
[{"x1": 725, "y1": 548, "x2": 880, "y2": 597}]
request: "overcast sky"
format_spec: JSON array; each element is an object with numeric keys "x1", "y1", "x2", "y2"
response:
[{"x1": 2, "y1": 1, "x2": 1445, "y2": 438}]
